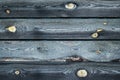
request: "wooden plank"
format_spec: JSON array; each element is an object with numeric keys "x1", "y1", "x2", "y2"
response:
[
  {"x1": 0, "y1": 0, "x2": 120, "y2": 18},
  {"x1": 0, "y1": 41, "x2": 120, "y2": 62},
  {"x1": 0, "y1": 19, "x2": 120, "y2": 40}
]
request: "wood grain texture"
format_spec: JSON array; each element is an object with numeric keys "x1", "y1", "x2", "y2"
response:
[
  {"x1": 0, "y1": 62, "x2": 119, "y2": 80},
  {"x1": 0, "y1": 41, "x2": 120, "y2": 62},
  {"x1": 0, "y1": 19, "x2": 120, "y2": 40},
  {"x1": 0, "y1": 0, "x2": 120, "y2": 18}
]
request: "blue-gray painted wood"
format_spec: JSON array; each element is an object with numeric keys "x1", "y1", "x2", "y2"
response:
[
  {"x1": 0, "y1": 19, "x2": 120, "y2": 39},
  {"x1": 0, "y1": 41, "x2": 120, "y2": 62},
  {"x1": 0, "y1": 0, "x2": 120, "y2": 18}
]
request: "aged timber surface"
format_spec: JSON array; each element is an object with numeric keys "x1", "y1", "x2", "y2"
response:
[
  {"x1": 0, "y1": 62, "x2": 119, "y2": 80},
  {"x1": 0, "y1": 19, "x2": 120, "y2": 40},
  {"x1": 0, "y1": 41, "x2": 120, "y2": 62},
  {"x1": 0, "y1": 0, "x2": 120, "y2": 18}
]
